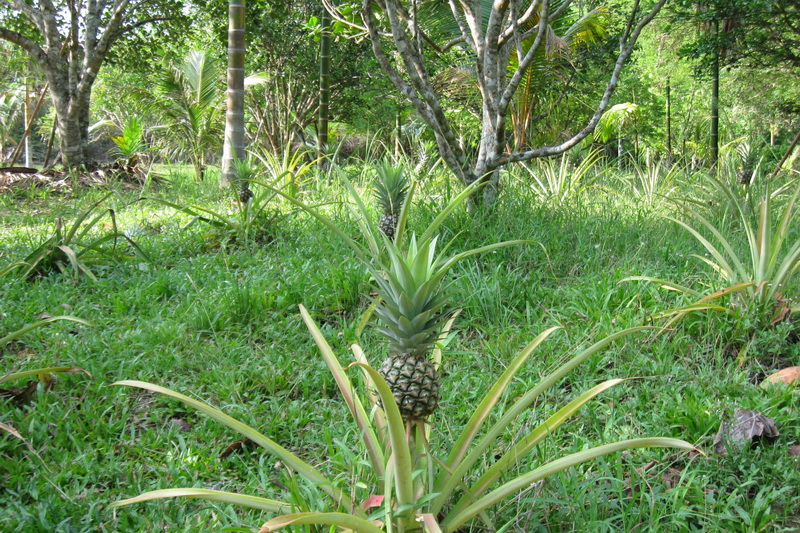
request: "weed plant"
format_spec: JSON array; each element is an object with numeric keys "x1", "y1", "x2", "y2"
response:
[{"x1": 1, "y1": 162, "x2": 799, "y2": 532}]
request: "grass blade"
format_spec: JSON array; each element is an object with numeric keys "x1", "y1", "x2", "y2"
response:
[
  {"x1": 110, "y1": 488, "x2": 292, "y2": 513},
  {"x1": 300, "y1": 305, "x2": 385, "y2": 477},
  {"x1": 432, "y1": 326, "x2": 652, "y2": 515},
  {"x1": 433, "y1": 326, "x2": 561, "y2": 505},
  {"x1": 258, "y1": 512, "x2": 386, "y2": 533},
  {"x1": 1, "y1": 316, "x2": 91, "y2": 348},
  {"x1": 112, "y1": 380, "x2": 356, "y2": 513},
  {"x1": 450, "y1": 379, "x2": 628, "y2": 516},
  {"x1": 351, "y1": 363, "x2": 414, "y2": 511},
  {"x1": 442, "y1": 438, "x2": 697, "y2": 532},
  {"x1": 1, "y1": 366, "x2": 88, "y2": 385}
]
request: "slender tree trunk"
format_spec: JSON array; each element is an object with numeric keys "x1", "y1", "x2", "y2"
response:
[
  {"x1": 771, "y1": 128, "x2": 800, "y2": 177},
  {"x1": 9, "y1": 83, "x2": 48, "y2": 167},
  {"x1": 666, "y1": 75, "x2": 672, "y2": 164},
  {"x1": 317, "y1": 7, "x2": 332, "y2": 166},
  {"x1": 24, "y1": 68, "x2": 31, "y2": 167},
  {"x1": 222, "y1": 0, "x2": 247, "y2": 188},
  {"x1": 394, "y1": 102, "x2": 402, "y2": 157},
  {"x1": 43, "y1": 120, "x2": 56, "y2": 168},
  {"x1": 710, "y1": 21, "x2": 720, "y2": 172}
]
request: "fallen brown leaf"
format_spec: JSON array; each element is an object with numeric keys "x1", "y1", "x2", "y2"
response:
[
  {"x1": 714, "y1": 409, "x2": 779, "y2": 456},
  {"x1": 220, "y1": 438, "x2": 258, "y2": 458},
  {"x1": 760, "y1": 366, "x2": 800, "y2": 388}
]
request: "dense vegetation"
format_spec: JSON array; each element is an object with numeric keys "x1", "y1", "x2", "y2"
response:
[{"x1": 2, "y1": 0, "x2": 799, "y2": 531}]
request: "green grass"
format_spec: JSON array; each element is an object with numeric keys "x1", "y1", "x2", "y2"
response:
[{"x1": 1, "y1": 162, "x2": 799, "y2": 532}]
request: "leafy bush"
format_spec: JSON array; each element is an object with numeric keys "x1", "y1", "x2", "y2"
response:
[{"x1": 155, "y1": 157, "x2": 287, "y2": 249}]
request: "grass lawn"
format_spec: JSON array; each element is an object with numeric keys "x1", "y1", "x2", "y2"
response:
[{"x1": 2, "y1": 162, "x2": 799, "y2": 532}]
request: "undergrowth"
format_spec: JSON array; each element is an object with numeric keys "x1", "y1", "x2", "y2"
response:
[{"x1": 1, "y1": 163, "x2": 799, "y2": 532}]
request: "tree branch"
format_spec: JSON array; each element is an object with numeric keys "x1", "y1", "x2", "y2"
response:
[
  {"x1": 116, "y1": 16, "x2": 175, "y2": 37},
  {"x1": 0, "y1": 27, "x2": 47, "y2": 64},
  {"x1": 499, "y1": 0, "x2": 550, "y2": 117},
  {"x1": 497, "y1": 0, "x2": 667, "y2": 165},
  {"x1": 5, "y1": 0, "x2": 44, "y2": 35},
  {"x1": 362, "y1": 0, "x2": 467, "y2": 180}
]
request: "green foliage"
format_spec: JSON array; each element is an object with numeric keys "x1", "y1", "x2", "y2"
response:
[
  {"x1": 252, "y1": 146, "x2": 319, "y2": 199},
  {"x1": 595, "y1": 103, "x2": 641, "y2": 144},
  {"x1": 519, "y1": 149, "x2": 604, "y2": 204},
  {"x1": 672, "y1": 0, "x2": 800, "y2": 71},
  {"x1": 0, "y1": 87, "x2": 21, "y2": 162},
  {"x1": 111, "y1": 307, "x2": 694, "y2": 532},
  {"x1": 624, "y1": 159, "x2": 684, "y2": 207},
  {"x1": 152, "y1": 51, "x2": 222, "y2": 181},
  {"x1": 509, "y1": 5, "x2": 610, "y2": 150},
  {"x1": 0, "y1": 193, "x2": 149, "y2": 281},
  {"x1": 154, "y1": 168, "x2": 283, "y2": 250},
  {"x1": 109, "y1": 115, "x2": 148, "y2": 163},
  {"x1": 626, "y1": 174, "x2": 800, "y2": 336}
]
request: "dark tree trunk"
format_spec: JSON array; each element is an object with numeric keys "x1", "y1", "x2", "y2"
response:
[
  {"x1": 666, "y1": 75, "x2": 672, "y2": 164},
  {"x1": 317, "y1": 7, "x2": 332, "y2": 165},
  {"x1": 710, "y1": 21, "x2": 720, "y2": 172}
]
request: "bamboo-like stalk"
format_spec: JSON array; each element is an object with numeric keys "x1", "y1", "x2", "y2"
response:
[{"x1": 221, "y1": 0, "x2": 247, "y2": 187}]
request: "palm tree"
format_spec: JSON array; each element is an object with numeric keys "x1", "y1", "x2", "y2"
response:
[
  {"x1": 155, "y1": 51, "x2": 222, "y2": 181},
  {"x1": 595, "y1": 102, "x2": 640, "y2": 169},
  {"x1": 507, "y1": 6, "x2": 609, "y2": 151},
  {"x1": 222, "y1": 0, "x2": 247, "y2": 188}
]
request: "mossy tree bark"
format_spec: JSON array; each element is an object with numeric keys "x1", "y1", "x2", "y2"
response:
[{"x1": 0, "y1": 0, "x2": 133, "y2": 169}]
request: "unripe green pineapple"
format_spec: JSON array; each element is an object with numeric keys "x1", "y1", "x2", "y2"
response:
[
  {"x1": 373, "y1": 236, "x2": 448, "y2": 420},
  {"x1": 373, "y1": 161, "x2": 409, "y2": 241},
  {"x1": 379, "y1": 355, "x2": 440, "y2": 419}
]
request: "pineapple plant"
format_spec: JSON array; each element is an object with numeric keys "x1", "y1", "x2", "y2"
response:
[
  {"x1": 373, "y1": 161, "x2": 409, "y2": 241},
  {"x1": 259, "y1": 175, "x2": 529, "y2": 420},
  {"x1": 373, "y1": 236, "x2": 449, "y2": 420}
]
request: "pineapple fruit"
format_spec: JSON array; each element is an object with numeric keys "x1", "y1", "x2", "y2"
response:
[
  {"x1": 373, "y1": 162, "x2": 409, "y2": 241},
  {"x1": 373, "y1": 236, "x2": 448, "y2": 420}
]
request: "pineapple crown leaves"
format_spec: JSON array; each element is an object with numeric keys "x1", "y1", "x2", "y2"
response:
[
  {"x1": 371, "y1": 235, "x2": 450, "y2": 357},
  {"x1": 372, "y1": 160, "x2": 409, "y2": 213},
  {"x1": 370, "y1": 233, "x2": 533, "y2": 358},
  {"x1": 260, "y1": 175, "x2": 536, "y2": 337}
]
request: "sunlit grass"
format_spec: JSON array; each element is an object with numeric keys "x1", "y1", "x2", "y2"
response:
[{"x1": 1, "y1": 162, "x2": 799, "y2": 532}]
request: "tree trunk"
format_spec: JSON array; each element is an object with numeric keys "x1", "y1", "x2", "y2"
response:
[
  {"x1": 362, "y1": 0, "x2": 668, "y2": 209},
  {"x1": 1, "y1": 0, "x2": 133, "y2": 170},
  {"x1": 222, "y1": 0, "x2": 247, "y2": 188},
  {"x1": 24, "y1": 69, "x2": 31, "y2": 167},
  {"x1": 394, "y1": 102, "x2": 402, "y2": 157},
  {"x1": 49, "y1": 79, "x2": 91, "y2": 168},
  {"x1": 710, "y1": 21, "x2": 720, "y2": 172},
  {"x1": 666, "y1": 75, "x2": 672, "y2": 164},
  {"x1": 317, "y1": 7, "x2": 332, "y2": 166}
]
